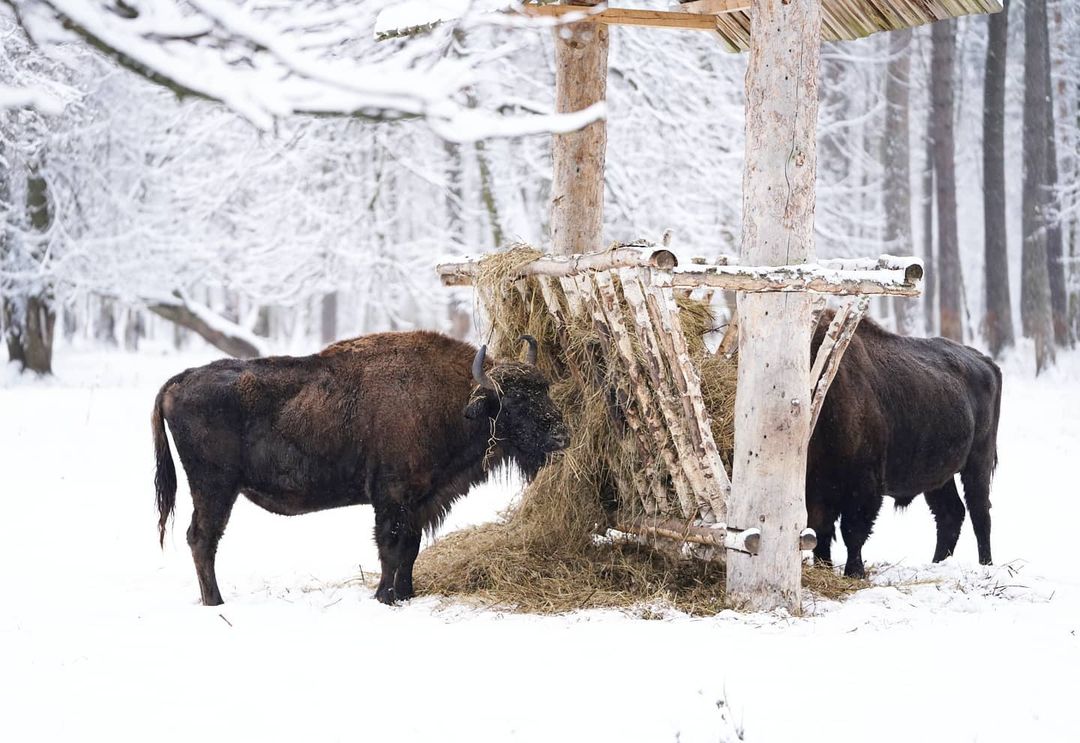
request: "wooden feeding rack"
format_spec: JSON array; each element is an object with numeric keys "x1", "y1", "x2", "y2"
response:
[{"x1": 438, "y1": 243, "x2": 923, "y2": 556}]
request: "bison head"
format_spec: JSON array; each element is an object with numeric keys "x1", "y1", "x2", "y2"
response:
[{"x1": 465, "y1": 336, "x2": 569, "y2": 480}]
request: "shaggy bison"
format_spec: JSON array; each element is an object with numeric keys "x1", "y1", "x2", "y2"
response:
[
  {"x1": 807, "y1": 314, "x2": 1002, "y2": 577},
  {"x1": 152, "y1": 332, "x2": 568, "y2": 606}
]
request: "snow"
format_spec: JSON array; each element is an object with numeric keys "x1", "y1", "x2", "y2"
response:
[
  {"x1": 0, "y1": 83, "x2": 63, "y2": 114},
  {"x1": 2, "y1": 344, "x2": 1079, "y2": 742}
]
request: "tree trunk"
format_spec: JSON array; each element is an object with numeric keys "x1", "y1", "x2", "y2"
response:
[
  {"x1": 124, "y1": 308, "x2": 144, "y2": 351},
  {"x1": 923, "y1": 81, "x2": 936, "y2": 336},
  {"x1": 931, "y1": 21, "x2": 963, "y2": 342},
  {"x1": 884, "y1": 29, "x2": 914, "y2": 335},
  {"x1": 320, "y1": 292, "x2": 338, "y2": 345},
  {"x1": 5, "y1": 165, "x2": 56, "y2": 374},
  {"x1": 1022, "y1": 0, "x2": 1056, "y2": 372},
  {"x1": 728, "y1": 0, "x2": 821, "y2": 614},
  {"x1": 1041, "y1": 26, "x2": 1071, "y2": 346},
  {"x1": 983, "y1": 1, "x2": 1014, "y2": 357},
  {"x1": 476, "y1": 139, "x2": 504, "y2": 248},
  {"x1": 96, "y1": 298, "x2": 118, "y2": 346},
  {"x1": 550, "y1": 0, "x2": 608, "y2": 256},
  {"x1": 444, "y1": 139, "x2": 465, "y2": 248}
]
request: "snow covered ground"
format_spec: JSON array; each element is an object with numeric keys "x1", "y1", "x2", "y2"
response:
[{"x1": 2, "y1": 342, "x2": 1078, "y2": 742}]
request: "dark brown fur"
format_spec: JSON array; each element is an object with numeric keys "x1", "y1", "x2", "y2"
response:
[
  {"x1": 807, "y1": 314, "x2": 1002, "y2": 577},
  {"x1": 152, "y1": 331, "x2": 568, "y2": 606}
]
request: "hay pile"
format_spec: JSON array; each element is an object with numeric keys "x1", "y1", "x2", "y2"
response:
[{"x1": 414, "y1": 246, "x2": 861, "y2": 614}]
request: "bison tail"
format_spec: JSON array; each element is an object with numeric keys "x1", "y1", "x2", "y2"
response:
[{"x1": 152, "y1": 384, "x2": 178, "y2": 548}]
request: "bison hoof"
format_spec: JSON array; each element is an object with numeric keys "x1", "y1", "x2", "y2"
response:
[
  {"x1": 844, "y1": 562, "x2": 866, "y2": 579},
  {"x1": 375, "y1": 584, "x2": 397, "y2": 605}
]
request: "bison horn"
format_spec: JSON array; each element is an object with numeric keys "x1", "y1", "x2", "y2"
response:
[
  {"x1": 519, "y1": 335, "x2": 537, "y2": 365},
  {"x1": 472, "y1": 344, "x2": 495, "y2": 390}
]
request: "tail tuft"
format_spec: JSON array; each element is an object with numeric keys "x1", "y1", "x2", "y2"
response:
[{"x1": 152, "y1": 384, "x2": 178, "y2": 548}]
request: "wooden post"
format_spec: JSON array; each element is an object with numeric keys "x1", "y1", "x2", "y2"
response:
[
  {"x1": 550, "y1": 1, "x2": 609, "y2": 256},
  {"x1": 727, "y1": 0, "x2": 822, "y2": 612}
]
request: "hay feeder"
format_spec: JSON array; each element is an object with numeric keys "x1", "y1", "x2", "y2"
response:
[{"x1": 437, "y1": 242, "x2": 923, "y2": 566}]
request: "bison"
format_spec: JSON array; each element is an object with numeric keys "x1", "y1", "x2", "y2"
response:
[
  {"x1": 152, "y1": 331, "x2": 569, "y2": 606},
  {"x1": 807, "y1": 313, "x2": 1002, "y2": 577}
]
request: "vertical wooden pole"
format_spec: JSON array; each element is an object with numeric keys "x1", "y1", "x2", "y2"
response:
[
  {"x1": 728, "y1": 0, "x2": 821, "y2": 613},
  {"x1": 550, "y1": 1, "x2": 609, "y2": 256}
]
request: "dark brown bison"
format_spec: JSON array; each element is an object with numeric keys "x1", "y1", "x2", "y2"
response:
[
  {"x1": 807, "y1": 314, "x2": 1002, "y2": 577},
  {"x1": 152, "y1": 331, "x2": 569, "y2": 606}
]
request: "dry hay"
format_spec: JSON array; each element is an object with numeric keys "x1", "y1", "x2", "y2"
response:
[{"x1": 414, "y1": 245, "x2": 850, "y2": 615}]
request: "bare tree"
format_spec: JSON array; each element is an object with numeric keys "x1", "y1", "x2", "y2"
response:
[
  {"x1": 1041, "y1": 20, "x2": 1072, "y2": 346},
  {"x1": 1022, "y1": 0, "x2": 1057, "y2": 372},
  {"x1": 983, "y1": 1, "x2": 1014, "y2": 357},
  {"x1": 931, "y1": 20, "x2": 963, "y2": 342},
  {"x1": 884, "y1": 29, "x2": 914, "y2": 334},
  {"x1": 3, "y1": 161, "x2": 55, "y2": 373}
]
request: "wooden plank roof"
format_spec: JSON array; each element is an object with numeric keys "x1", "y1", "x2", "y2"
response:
[
  {"x1": 679, "y1": 0, "x2": 1003, "y2": 52},
  {"x1": 375, "y1": 2, "x2": 1003, "y2": 49}
]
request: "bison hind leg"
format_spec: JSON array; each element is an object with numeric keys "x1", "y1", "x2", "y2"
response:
[
  {"x1": 925, "y1": 478, "x2": 966, "y2": 563},
  {"x1": 960, "y1": 461, "x2": 993, "y2": 566},
  {"x1": 187, "y1": 484, "x2": 239, "y2": 606},
  {"x1": 839, "y1": 490, "x2": 883, "y2": 579}
]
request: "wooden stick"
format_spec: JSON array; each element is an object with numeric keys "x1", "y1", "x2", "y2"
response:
[
  {"x1": 615, "y1": 517, "x2": 763, "y2": 555},
  {"x1": 808, "y1": 296, "x2": 870, "y2": 436},
  {"x1": 717, "y1": 308, "x2": 739, "y2": 356},
  {"x1": 590, "y1": 289, "x2": 669, "y2": 518},
  {"x1": 437, "y1": 245, "x2": 677, "y2": 286},
  {"x1": 641, "y1": 271, "x2": 731, "y2": 520},
  {"x1": 618, "y1": 271, "x2": 716, "y2": 521},
  {"x1": 808, "y1": 299, "x2": 854, "y2": 389},
  {"x1": 591, "y1": 271, "x2": 685, "y2": 517}
]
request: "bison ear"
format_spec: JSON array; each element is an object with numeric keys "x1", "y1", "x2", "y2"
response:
[{"x1": 464, "y1": 392, "x2": 492, "y2": 421}]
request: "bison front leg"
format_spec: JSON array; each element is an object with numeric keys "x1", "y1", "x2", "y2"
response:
[
  {"x1": 806, "y1": 494, "x2": 839, "y2": 568},
  {"x1": 373, "y1": 503, "x2": 421, "y2": 605}
]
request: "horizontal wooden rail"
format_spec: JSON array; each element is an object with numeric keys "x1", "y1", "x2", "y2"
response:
[
  {"x1": 437, "y1": 245, "x2": 677, "y2": 286},
  {"x1": 437, "y1": 249, "x2": 923, "y2": 297},
  {"x1": 520, "y1": 4, "x2": 721, "y2": 31},
  {"x1": 666, "y1": 261, "x2": 922, "y2": 296},
  {"x1": 615, "y1": 517, "x2": 764, "y2": 555}
]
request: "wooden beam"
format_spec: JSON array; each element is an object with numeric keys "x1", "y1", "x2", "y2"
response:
[
  {"x1": 521, "y1": 4, "x2": 721, "y2": 31},
  {"x1": 436, "y1": 245, "x2": 677, "y2": 286},
  {"x1": 667, "y1": 263, "x2": 922, "y2": 296},
  {"x1": 808, "y1": 296, "x2": 870, "y2": 437},
  {"x1": 679, "y1": 0, "x2": 752, "y2": 14}
]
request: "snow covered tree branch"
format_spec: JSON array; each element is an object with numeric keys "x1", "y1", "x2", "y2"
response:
[{"x1": 2, "y1": 0, "x2": 604, "y2": 140}]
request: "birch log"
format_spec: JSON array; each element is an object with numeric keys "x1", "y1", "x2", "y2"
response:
[
  {"x1": 551, "y1": 0, "x2": 609, "y2": 256},
  {"x1": 727, "y1": 0, "x2": 821, "y2": 613}
]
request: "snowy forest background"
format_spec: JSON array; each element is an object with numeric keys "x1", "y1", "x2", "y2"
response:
[{"x1": 1, "y1": 0, "x2": 1078, "y2": 375}]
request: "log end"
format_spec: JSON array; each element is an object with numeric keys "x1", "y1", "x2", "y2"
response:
[
  {"x1": 904, "y1": 263, "x2": 924, "y2": 284},
  {"x1": 649, "y1": 249, "x2": 678, "y2": 270}
]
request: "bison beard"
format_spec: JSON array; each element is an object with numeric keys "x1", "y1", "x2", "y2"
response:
[
  {"x1": 152, "y1": 331, "x2": 568, "y2": 606},
  {"x1": 807, "y1": 314, "x2": 1002, "y2": 577}
]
